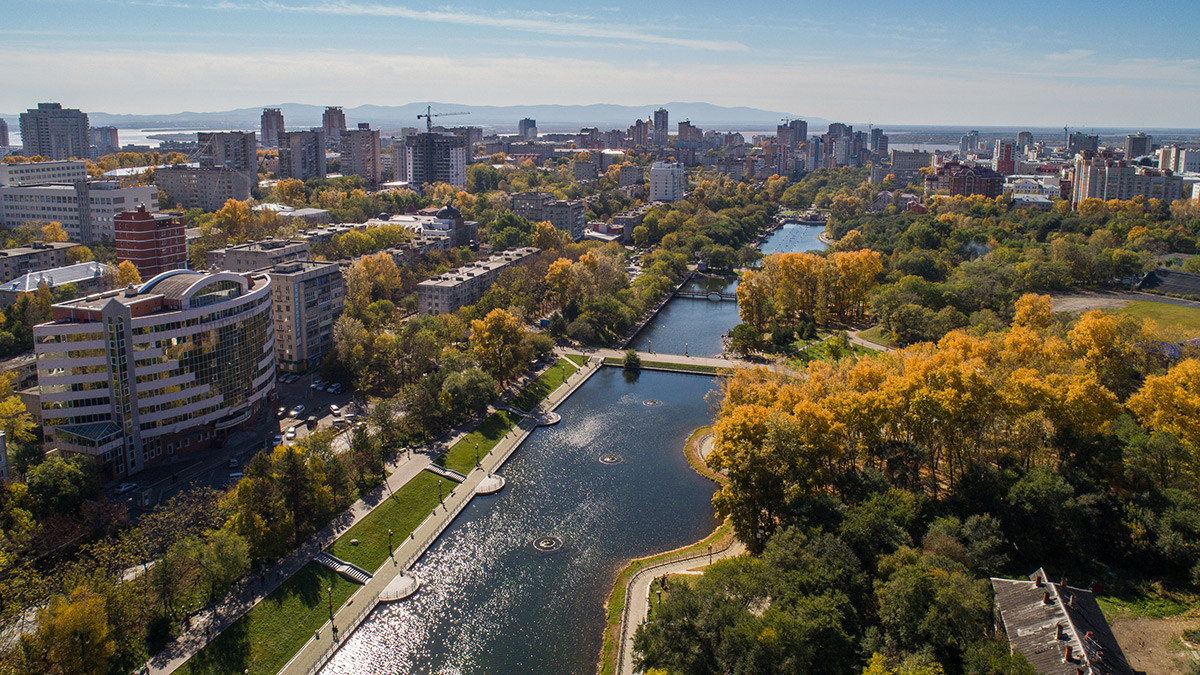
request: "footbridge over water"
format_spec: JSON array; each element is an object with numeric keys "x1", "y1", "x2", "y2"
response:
[{"x1": 673, "y1": 290, "x2": 737, "y2": 301}]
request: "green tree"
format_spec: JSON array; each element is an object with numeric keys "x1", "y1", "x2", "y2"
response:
[
  {"x1": 623, "y1": 349, "x2": 642, "y2": 371},
  {"x1": 470, "y1": 308, "x2": 529, "y2": 383},
  {"x1": 27, "y1": 456, "x2": 99, "y2": 517}
]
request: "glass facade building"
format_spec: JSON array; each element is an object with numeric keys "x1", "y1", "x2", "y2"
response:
[{"x1": 34, "y1": 270, "x2": 274, "y2": 478}]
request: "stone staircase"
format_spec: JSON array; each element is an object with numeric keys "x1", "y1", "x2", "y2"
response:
[{"x1": 314, "y1": 552, "x2": 372, "y2": 584}]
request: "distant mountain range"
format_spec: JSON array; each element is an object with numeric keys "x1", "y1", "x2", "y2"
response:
[{"x1": 2, "y1": 102, "x2": 823, "y2": 134}]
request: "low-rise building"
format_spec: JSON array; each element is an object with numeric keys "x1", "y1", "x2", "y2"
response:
[
  {"x1": 618, "y1": 163, "x2": 644, "y2": 188},
  {"x1": 269, "y1": 260, "x2": 344, "y2": 373},
  {"x1": 206, "y1": 238, "x2": 311, "y2": 272},
  {"x1": 35, "y1": 269, "x2": 275, "y2": 479},
  {"x1": 0, "y1": 261, "x2": 113, "y2": 306},
  {"x1": 0, "y1": 160, "x2": 88, "y2": 187},
  {"x1": 511, "y1": 192, "x2": 586, "y2": 240},
  {"x1": 0, "y1": 241, "x2": 81, "y2": 282},
  {"x1": 418, "y1": 247, "x2": 539, "y2": 315},
  {"x1": 0, "y1": 181, "x2": 157, "y2": 243},
  {"x1": 991, "y1": 568, "x2": 1132, "y2": 675},
  {"x1": 924, "y1": 161, "x2": 1004, "y2": 199}
]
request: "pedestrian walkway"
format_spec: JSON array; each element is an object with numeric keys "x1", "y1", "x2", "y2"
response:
[
  {"x1": 617, "y1": 540, "x2": 746, "y2": 675},
  {"x1": 147, "y1": 354, "x2": 602, "y2": 675}
]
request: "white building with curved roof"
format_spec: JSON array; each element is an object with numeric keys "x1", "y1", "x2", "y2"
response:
[{"x1": 34, "y1": 269, "x2": 275, "y2": 478}]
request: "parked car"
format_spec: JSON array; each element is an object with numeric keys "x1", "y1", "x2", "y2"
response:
[
  {"x1": 305, "y1": 415, "x2": 319, "y2": 430},
  {"x1": 289, "y1": 404, "x2": 305, "y2": 417},
  {"x1": 116, "y1": 482, "x2": 138, "y2": 495},
  {"x1": 227, "y1": 472, "x2": 244, "y2": 484},
  {"x1": 272, "y1": 434, "x2": 283, "y2": 446},
  {"x1": 311, "y1": 379, "x2": 325, "y2": 390},
  {"x1": 328, "y1": 383, "x2": 344, "y2": 394},
  {"x1": 330, "y1": 404, "x2": 340, "y2": 416},
  {"x1": 333, "y1": 418, "x2": 351, "y2": 429},
  {"x1": 286, "y1": 426, "x2": 297, "y2": 440}
]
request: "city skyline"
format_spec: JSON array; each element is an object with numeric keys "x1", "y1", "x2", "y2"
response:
[{"x1": 5, "y1": 0, "x2": 1200, "y2": 127}]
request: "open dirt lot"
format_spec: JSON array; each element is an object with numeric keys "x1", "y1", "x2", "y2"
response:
[
  {"x1": 1052, "y1": 290, "x2": 1200, "y2": 314},
  {"x1": 1110, "y1": 616, "x2": 1200, "y2": 674}
]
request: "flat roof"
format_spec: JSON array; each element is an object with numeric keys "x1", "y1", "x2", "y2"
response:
[{"x1": 2, "y1": 262, "x2": 112, "y2": 292}]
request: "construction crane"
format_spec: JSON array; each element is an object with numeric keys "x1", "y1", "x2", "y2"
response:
[{"x1": 417, "y1": 105, "x2": 469, "y2": 133}]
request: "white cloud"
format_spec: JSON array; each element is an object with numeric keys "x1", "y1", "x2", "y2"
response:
[
  {"x1": 1046, "y1": 49, "x2": 1097, "y2": 61},
  {"x1": 116, "y1": 0, "x2": 748, "y2": 52}
]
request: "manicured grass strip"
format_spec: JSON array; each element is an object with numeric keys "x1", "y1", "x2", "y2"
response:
[
  {"x1": 598, "y1": 520, "x2": 736, "y2": 675},
  {"x1": 856, "y1": 324, "x2": 897, "y2": 349},
  {"x1": 566, "y1": 353, "x2": 589, "y2": 367},
  {"x1": 683, "y1": 425, "x2": 728, "y2": 485},
  {"x1": 325, "y1": 471, "x2": 444, "y2": 572},
  {"x1": 175, "y1": 563, "x2": 358, "y2": 675},
  {"x1": 511, "y1": 357, "x2": 579, "y2": 412},
  {"x1": 602, "y1": 357, "x2": 730, "y2": 375},
  {"x1": 1119, "y1": 300, "x2": 1200, "y2": 338},
  {"x1": 437, "y1": 410, "x2": 521, "y2": 475}
]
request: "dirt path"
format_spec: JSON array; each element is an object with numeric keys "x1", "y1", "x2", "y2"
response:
[
  {"x1": 1052, "y1": 290, "x2": 1200, "y2": 313},
  {"x1": 1110, "y1": 616, "x2": 1200, "y2": 674}
]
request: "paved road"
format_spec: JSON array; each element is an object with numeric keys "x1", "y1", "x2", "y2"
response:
[{"x1": 619, "y1": 541, "x2": 746, "y2": 675}]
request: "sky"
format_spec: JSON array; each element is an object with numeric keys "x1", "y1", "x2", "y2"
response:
[{"x1": 4, "y1": 0, "x2": 1200, "y2": 127}]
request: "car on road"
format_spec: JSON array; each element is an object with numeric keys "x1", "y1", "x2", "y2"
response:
[
  {"x1": 289, "y1": 404, "x2": 305, "y2": 417},
  {"x1": 330, "y1": 404, "x2": 340, "y2": 416},
  {"x1": 286, "y1": 426, "x2": 297, "y2": 440},
  {"x1": 227, "y1": 472, "x2": 244, "y2": 484},
  {"x1": 116, "y1": 482, "x2": 139, "y2": 495},
  {"x1": 311, "y1": 379, "x2": 325, "y2": 390},
  {"x1": 228, "y1": 458, "x2": 239, "y2": 469},
  {"x1": 272, "y1": 434, "x2": 283, "y2": 446},
  {"x1": 328, "y1": 383, "x2": 344, "y2": 394},
  {"x1": 276, "y1": 406, "x2": 287, "y2": 419}
]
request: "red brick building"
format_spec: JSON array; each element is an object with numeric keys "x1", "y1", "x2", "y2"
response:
[
  {"x1": 114, "y1": 206, "x2": 187, "y2": 279},
  {"x1": 924, "y1": 161, "x2": 1004, "y2": 199}
]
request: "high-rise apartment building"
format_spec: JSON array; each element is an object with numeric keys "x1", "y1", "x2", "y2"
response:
[
  {"x1": 1072, "y1": 156, "x2": 1183, "y2": 205},
  {"x1": 629, "y1": 119, "x2": 650, "y2": 147},
  {"x1": 339, "y1": 124, "x2": 382, "y2": 184},
  {"x1": 925, "y1": 162, "x2": 1004, "y2": 198},
  {"x1": 396, "y1": 132, "x2": 465, "y2": 187},
  {"x1": 511, "y1": 192, "x2": 585, "y2": 240},
  {"x1": 155, "y1": 168, "x2": 252, "y2": 212},
  {"x1": 0, "y1": 181, "x2": 157, "y2": 243},
  {"x1": 776, "y1": 119, "x2": 808, "y2": 148},
  {"x1": 993, "y1": 140, "x2": 1016, "y2": 175},
  {"x1": 618, "y1": 164, "x2": 643, "y2": 188},
  {"x1": 261, "y1": 108, "x2": 285, "y2": 148},
  {"x1": 1068, "y1": 132, "x2": 1100, "y2": 154},
  {"x1": 518, "y1": 118, "x2": 538, "y2": 140},
  {"x1": 652, "y1": 108, "x2": 669, "y2": 146},
  {"x1": 649, "y1": 161, "x2": 686, "y2": 202},
  {"x1": 278, "y1": 130, "x2": 326, "y2": 181},
  {"x1": 114, "y1": 206, "x2": 187, "y2": 278},
  {"x1": 198, "y1": 131, "x2": 257, "y2": 175},
  {"x1": 1125, "y1": 132, "x2": 1153, "y2": 159},
  {"x1": 269, "y1": 260, "x2": 345, "y2": 372},
  {"x1": 35, "y1": 269, "x2": 275, "y2": 478},
  {"x1": 19, "y1": 103, "x2": 90, "y2": 160},
  {"x1": 91, "y1": 127, "x2": 119, "y2": 156},
  {"x1": 1016, "y1": 131, "x2": 1034, "y2": 152},
  {"x1": 959, "y1": 130, "x2": 980, "y2": 155},
  {"x1": 0, "y1": 119, "x2": 8, "y2": 148},
  {"x1": 870, "y1": 127, "x2": 885, "y2": 153},
  {"x1": 0, "y1": 160, "x2": 87, "y2": 187},
  {"x1": 322, "y1": 106, "x2": 346, "y2": 145}
]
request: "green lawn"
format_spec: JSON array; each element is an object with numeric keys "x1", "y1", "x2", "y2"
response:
[
  {"x1": 511, "y1": 358, "x2": 579, "y2": 412},
  {"x1": 565, "y1": 353, "x2": 589, "y2": 367},
  {"x1": 856, "y1": 324, "x2": 898, "y2": 349},
  {"x1": 1096, "y1": 589, "x2": 1193, "y2": 620},
  {"x1": 325, "y1": 471, "x2": 444, "y2": 571},
  {"x1": 1119, "y1": 301, "x2": 1200, "y2": 339},
  {"x1": 175, "y1": 563, "x2": 358, "y2": 675},
  {"x1": 436, "y1": 410, "x2": 520, "y2": 475}
]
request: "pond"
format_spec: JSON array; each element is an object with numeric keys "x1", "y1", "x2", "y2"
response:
[{"x1": 321, "y1": 368, "x2": 720, "y2": 675}]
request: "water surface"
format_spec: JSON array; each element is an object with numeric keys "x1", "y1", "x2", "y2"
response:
[
  {"x1": 759, "y1": 223, "x2": 830, "y2": 255},
  {"x1": 629, "y1": 276, "x2": 740, "y2": 357},
  {"x1": 322, "y1": 368, "x2": 720, "y2": 675}
]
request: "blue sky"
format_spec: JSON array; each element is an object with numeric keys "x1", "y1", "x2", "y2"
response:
[{"x1": 4, "y1": 0, "x2": 1200, "y2": 126}]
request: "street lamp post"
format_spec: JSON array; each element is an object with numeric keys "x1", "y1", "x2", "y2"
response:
[
  {"x1": 388, "y1": 528, "x2": 393, "y2": 558},
  {"x1": 475, "y1": 441, "x2": 480, "y2": 468},
  {"x1": 708, "y1": 543, "x2": 713, "y2": 566},
  {"x1": 438, "y1": 478, "x2": 443, "y2": 504},
  {"x1": 327, "y1": 586, "x2": 333, "y2": 621},
  {"x1": 656, "y1": 588, "x2": 662, "y2": 607}
]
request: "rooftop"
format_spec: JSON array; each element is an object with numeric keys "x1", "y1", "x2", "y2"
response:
[
  {"x1": 991, "y1": 569, "x2": 1132, "y2": 675},
  {"x1": 1, "y1": 262, "x2": 112, "y2": 293}
]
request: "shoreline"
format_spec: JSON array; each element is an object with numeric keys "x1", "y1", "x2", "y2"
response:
[{"x1": 596, "y1": 423, "x2": 738, "y2": 675}]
